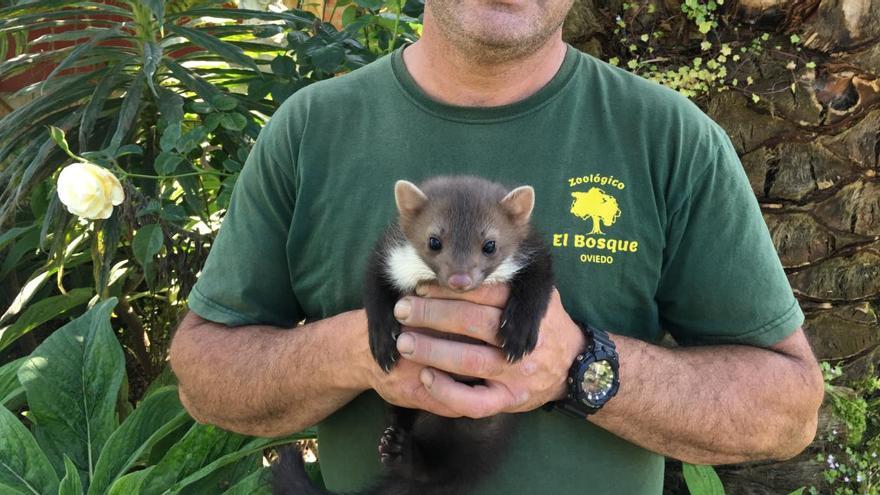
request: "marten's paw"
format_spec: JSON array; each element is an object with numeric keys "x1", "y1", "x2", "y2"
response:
[
  {"x1": 498, "y1": 299, "x2": 540, "y2": 363},
  {"x1": 369, "y1": 314, "x2": 401, "y2": 373},
  {"x1": 378, "y1": 426, "x2": 409, "y2": 464}
]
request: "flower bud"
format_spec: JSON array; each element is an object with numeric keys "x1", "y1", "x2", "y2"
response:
[{"x1": 57, "y1": 162, "x2": 124, "y2": 220}]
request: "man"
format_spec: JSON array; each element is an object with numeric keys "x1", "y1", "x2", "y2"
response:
[{"x1": 169, "y1": 0, "x2": 826, "y2": 493}]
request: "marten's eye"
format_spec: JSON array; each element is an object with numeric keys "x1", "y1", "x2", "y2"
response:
[
  {"x1": 428, "y1": 237, "x2": 442, "y2": 251},
  {"x1": 482, "y1": 240, "x2": 496, "y2": 255}
]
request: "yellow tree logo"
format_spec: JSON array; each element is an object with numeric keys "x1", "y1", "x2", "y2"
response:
[{"x1": 570, "y1": 188, "x2": 621, "y2": 235}]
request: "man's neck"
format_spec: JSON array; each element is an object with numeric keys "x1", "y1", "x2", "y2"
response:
[{"x1": 401, "y1": 23, "x2": 568, "y2": 108}]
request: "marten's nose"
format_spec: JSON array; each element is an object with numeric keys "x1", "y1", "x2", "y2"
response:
[{"x1": 447, "y1": 273, "x2": 473, "y2": 291}]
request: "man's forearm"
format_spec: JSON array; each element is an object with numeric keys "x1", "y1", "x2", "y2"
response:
[
  {"x1": 169, "y1": 310, "x2": 373, "y2": 437},
  {"x1": 589, "y1": 330, "x2": 825, "y2": 464}
]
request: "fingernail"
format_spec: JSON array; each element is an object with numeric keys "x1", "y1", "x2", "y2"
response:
[
  {"x1": 420, "y1": 368, "x2": 434, "y2": 389},
  {"x1": 415, "y1": 284, "x2": 429, "y2": 297},
  {"x1": 394, "y1": 299, "x2": 411, "y2": 320},
  {"x1": 396, "y1": 333, "x2": 414, "y2": 355}
]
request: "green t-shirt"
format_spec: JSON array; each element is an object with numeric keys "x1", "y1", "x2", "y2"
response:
[{"x1": 188, "y1": 45, "x2": 804, "y2": 494}]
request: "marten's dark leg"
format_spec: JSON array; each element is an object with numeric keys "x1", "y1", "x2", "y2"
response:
[
  {"x1": 499, "y1": 236, "x2": 554, "y2": 362},
  {"x1": 379, "y1": 406, "x2": 429, "y2": 481},
  {"x1": 364, "y1": 254, "x2": 404, "y2": 373}
]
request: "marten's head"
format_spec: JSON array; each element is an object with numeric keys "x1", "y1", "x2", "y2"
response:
[{"x1": 393, "y1": 176, "x2": 535, "y2": 292}]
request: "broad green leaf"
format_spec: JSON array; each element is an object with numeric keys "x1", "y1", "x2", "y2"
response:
[
  {"x1": 107, "y1": 467, "x2": 154, "y2": 495},
  {"x1": 682, "y1": 463, "x2": 725, "y2": 495},
  {"x1": 156, "y1": 87, "x2": 184, "y2": 129},
  {"x1": 270, "y1": 55, "x2": 295, "y2": 77},
  {"x1": 88, "y1": 387, "x2": 191, "y2": 495},
  {"x1": 307, "y1": 43, "x2": 346, "y2": 73},
  {"x1": 143, "y1": 42, "x2": 163, "y2": 97},
  {"x1": 0, "y1": 226, "x2": 40, "y2": 281},
  {"x1": 17, "y1": 298, "x2": 123, "y2": 479},
  {"x1": 169, "y1": 437, "x2": 300, "y2": 493},
  {"x1": 220, "y1": 467, "x2": 271, "y2": 495},
  {"x1": 212, "y1": 94, "x2": 237, "y2": 111},
  {"x1": 0, "y1": 287, "x2": 93, "y2": 353},
  {"x1": 154, "y1": 151, "x2": 183, "y2": 175},
  {"x1": 355, "y1": 0, "x2": 384, "y2": 10},
  {"x1": 0, "y1": 357, "x2": 25, "y2": 408},
  {"x1": 160, "y1": 123, "x2": 181, "y2": 152},
  {"x1": 0, "y1": 406, "x2": 59, "y2": 494},
  {"x1": 132, "y1": 224, "x2": 164, "y2": 267},
  {"x1": 220, "y1": 113, "x2": 247, "y2": 131},
  {"x1": 787, "y1": 489, "x2": 805, "y2": 495},
  {"x1": 59, "y1": 455, "x2": 84, "y2": 495},
  {"x1": 115, "y1": 144, "x2": 143, "y2": 157},
  {"x1": 143, "y1": 365, "x2": 178, "y2": 399},
  {"x1": 140, "y1": 424, "x2": 248, "y2": 495},
  {"x1": 167, "y1": 24, "x2": 259, "y2": 73},
  {"x1": 108, "y1": 72, "x2": 145, "y2": 152}
]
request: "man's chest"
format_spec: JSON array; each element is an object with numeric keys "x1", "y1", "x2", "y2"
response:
[{"x1": 284, "y1": 121, "x2": 669, "y2": 342}]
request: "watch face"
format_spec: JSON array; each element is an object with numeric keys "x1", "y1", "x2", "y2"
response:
[{"x1": 581, "y1": 360, "x2": 615, "y2": 403}]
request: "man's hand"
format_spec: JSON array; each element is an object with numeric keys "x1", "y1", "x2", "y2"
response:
[{"x1": 388, "y1": 284, "x2": 586, "y2": 418}]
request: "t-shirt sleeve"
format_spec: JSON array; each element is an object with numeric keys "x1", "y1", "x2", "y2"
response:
[
  {"x1": 187, "y1": 108, "x2": 304, "y2": 328},
  {"x1": 655, "y1": 132, "x2": 803, "y2": 347}
]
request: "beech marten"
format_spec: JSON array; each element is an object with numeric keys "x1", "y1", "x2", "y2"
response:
[{"x1": 274, "y1": 176, "x2": 554, "y2": 495}]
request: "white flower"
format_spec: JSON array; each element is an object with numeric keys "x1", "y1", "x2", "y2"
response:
[{"x1": 57, "y1": 162, "x2": 124, "y2": 220}]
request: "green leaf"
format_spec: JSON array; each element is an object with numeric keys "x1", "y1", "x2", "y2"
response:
[
  {"x1": 212, "y1": 94, "x2": 238, "y2": 111},
  {"x1": 107, "y1": 467, "x2": 154, "y2": 495},
  {"x1": 167, "y1": 24, "x2": 260, "y2": 73},
  {"x1": 41, "y1": 28, "x2": 120, "y2": 91},
  {"x1": 143, "y1": 428, "x2": 294, "y2": 495},
  {"x1": 139, "y1": 424, "x2": 248, "y2": 495},
  {"x1": 0, "y1": 225, "x2": 37, "y2": 252},
  {"x1": 79, "y1": 63, "x2": 127, "y2": 151},
  {"x1": 143, "y1": 42, "x2": 163, "y2": 97},
  {"x1": 109, "y1": 72, "x2": 146, "y2": 152},
  {"x1": 270, "y1": 55, "x2": 296, "y2": 77},
  {"x1": 48, "y1": 126, "x2": 78, "y2": 160},
  {"x1": 0, "y1": 357, "x2": 26, "y2": 409},
  {"x1": 87, "y1": 387, "x2": 191, "y2": 495},
  {"x1": 787, "y1": 488, "x2": 806, "y2": 495},
  {"x1": 307, "y1": 43, "x2": 346, "y2": 73},
  {"x1": 132, "y1": 224, "x2": 164, "y2": 268},
  {"x1": 156, "y1": 87, "x2": 184, "y2": 129},
  {"x1": 220, "y1": 113, "x2": 247, "y2": 131},
  {"x1": 160, "y1": 123, "x2": 181, "y2": 152},
  {"x1": 0, "y1": 406, "x2": 60, "y2": 494},
  {"x1": 682, "y1": 463, "x2": 725, "y2": 495},
  {"x1": 0, "y1": 287, "x2": 93, "y2": 353},
  {"x1": 154, "y1": 151, "x2": 184, "y2": 175},
  {"x1": 355, "y1": 0, "x2": 384, "y2": 10},
  {"x1": 220, "y1": 467, "x2": 271, "y2": 495},
  {"x1": 143, "y1": 0, "x2": 164, "y2": 25},
  {"x1": 17, "y1": 298, "x2": 124, "y2": 478},
  {"x1": 59, "y1": 455, "x2": 84, "y2": 495},
  {"x1": 115, "y1": 144, "x2": 143, "y2": 157}
]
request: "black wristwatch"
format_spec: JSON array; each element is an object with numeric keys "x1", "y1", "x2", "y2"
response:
[{"x1": 552, "y1": 321, "x2": 620, "y2": 418}]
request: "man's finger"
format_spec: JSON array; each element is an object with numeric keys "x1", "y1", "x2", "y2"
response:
[
  {"x1": 419, "y1": 368, "x2": 519, "y2": 419},
  {"x1": 395, "y1": 297, "x2": 503, "y2": 345},
  {"x1": 397, "y1": 332, "x2": 506, "y2": 377},
  {"x1": 415, "y1": 282, "x2": 509, "y2": 309}
]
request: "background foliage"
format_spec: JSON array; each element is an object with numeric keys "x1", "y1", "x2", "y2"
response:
[{"x1": 0, "y1": 0, "x2": 877, "y2": 493}]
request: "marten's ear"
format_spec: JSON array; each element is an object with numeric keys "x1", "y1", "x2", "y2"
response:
[
  {"x1": 500, "y1": 186, "x2": 535, "y2": 226},
  {"x1": 395, "y1": 180, "x2": 428, "y2": 217}
]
